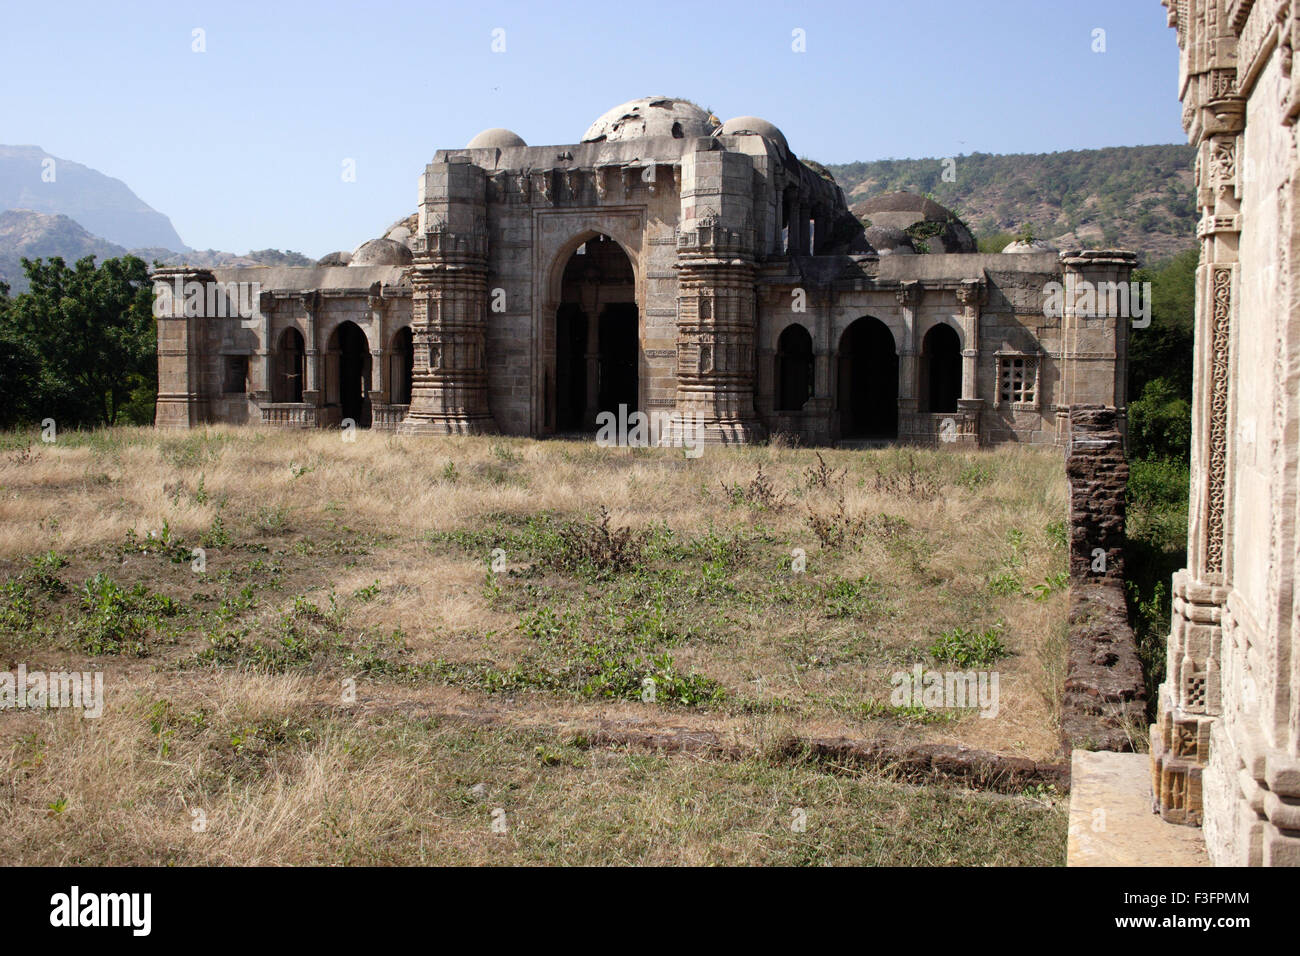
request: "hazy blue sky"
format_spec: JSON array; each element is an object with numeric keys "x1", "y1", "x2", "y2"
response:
[{"x1": 1, "y1": 0, "x2": 1185, "y2": 257}]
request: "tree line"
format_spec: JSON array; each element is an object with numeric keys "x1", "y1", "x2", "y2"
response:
[{"x1": 0, "y1": 255, "x2": 156, "y2": 429}]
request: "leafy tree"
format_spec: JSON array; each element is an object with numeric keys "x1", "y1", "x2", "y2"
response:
[{"x1": 0, "y1": 255, "x2": 156, "y2": 428}]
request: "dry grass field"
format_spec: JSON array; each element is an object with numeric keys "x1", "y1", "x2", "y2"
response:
[{"x1": 0, "y1": 427, "x2": 1070, "y2": 865}]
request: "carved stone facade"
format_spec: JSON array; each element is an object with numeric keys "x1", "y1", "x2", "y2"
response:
[
  {"x1": 154, "y1": 97, "x2": 1132, "y2": 447},
  {"x1": 1156, "y1": 0, "x2": 1300, "y2": 865}
]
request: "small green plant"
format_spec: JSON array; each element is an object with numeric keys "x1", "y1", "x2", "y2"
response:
[
  {"x1": 928, "y1": 623, "x2": 1008, "y2": 667},
  {"x1": 1031, "y1": 571, "x2": 1069, "y2": 601},
  {"x1": 956, "y1": 462, "x2": 994, "y2": 490},
  {"x1": 986, "y1": 570, "x2": 1022, "y2": 597},
  {"x1": 441, "y1": 460, "x2": 460, "y2": 483},
  {"x1": 1045, "y1": 519, "x2": 1068, "y2": 549},
  {"x1": 202, "y1": 511, "x2": 231, "y2": 548}
]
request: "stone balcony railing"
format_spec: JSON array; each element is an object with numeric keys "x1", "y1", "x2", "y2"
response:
[
  {"x1": 899, "y1": 410, "x2": 981, "y2": 446},
  {"x1": 372, "y1": 404, "x2": 409, "y2": 431},
  {"x1": 259, "y1": 403, "x2": 319, "y2": 428}
]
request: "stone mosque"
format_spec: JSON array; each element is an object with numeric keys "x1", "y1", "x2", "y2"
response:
[{"x1": 153, "y1": 95, "x2": 1134, "y2": 447}]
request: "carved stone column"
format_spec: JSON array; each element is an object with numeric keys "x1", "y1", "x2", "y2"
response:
[
  {"x1": 367, "y1": 290, "x2": 386, "y2": 406},
  {"x1": 674, "y1": 212, "x2": 764, "y2": 443},
  {"x1": 400, "y1": 159, "x2": 497, "y2": 435},
  {"x1": 300, "y1": 291, "x2": 321, "y2": 408},
  {"x1": 895, "y1": 282, "x2": 921, "y2": 437},
  {"x1": 1152, "y1": 0, "x2": 1244, "y2": 828},
  {"x1": 255, "y1": 291, "x2": 275, "y2": 406}
]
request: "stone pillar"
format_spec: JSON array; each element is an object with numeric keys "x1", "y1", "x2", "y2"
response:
[
  {"x1": 151, "y1": 268, "x2": 213, "y2": 429},
  {"x1": 896, "y1": 282, "x2": 920, "y2": 433},
  {"x1": 1152, "y1": 0, "x2": 1245, "y2": 834},
  {"x1": 399, "y1": 158, "x2": 497, "y2": 435},
  {"x1": 255, "y1": 291, "x2": 275, "y2": 406},
  {"x1": 673, "y1": 145, "x2": 764, "y2": 444},
  {"x1": 956, "y1": 280, "x2": 982, "y2": 402},
  {"x1": 367, "y1": 291, "x2": 386, "y2": 405},
  {"x1": 300, "y1": 291, "x2": 321, "y2": 408}
]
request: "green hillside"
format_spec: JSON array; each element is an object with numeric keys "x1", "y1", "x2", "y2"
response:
[{"x1": 823, "y1": 144, "x2": 1197, "y2": 263}]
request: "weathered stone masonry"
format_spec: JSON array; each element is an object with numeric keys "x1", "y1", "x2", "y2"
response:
[
  {"x1": 1155, "y1": 0, "x2": 1300, "y2": 865},
  {"x1": 154, "y1": 96, "x2": 1134, "y2": 449}
]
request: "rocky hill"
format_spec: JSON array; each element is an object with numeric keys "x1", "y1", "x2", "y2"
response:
[
  {"x1": 0, "y1": 145, "x2": 186, "y2": 251},
  {"x1": 823, "y1": 144, "x2": 1197, "y2": 263},
  {"x1": 0, "y1": 209, "x2": 127, "y2": 292}
]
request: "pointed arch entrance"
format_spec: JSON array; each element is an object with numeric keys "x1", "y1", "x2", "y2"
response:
[{"x1": 551, "y1": 234, "x2": 638, "y2": 433}]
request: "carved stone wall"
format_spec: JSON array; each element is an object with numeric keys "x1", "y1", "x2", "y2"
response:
[{"x1": 1160, "y1": 0, "x2": 1300, "y2": 865}]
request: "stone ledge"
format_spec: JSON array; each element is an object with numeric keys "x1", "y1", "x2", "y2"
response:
[
  {"x1": 1068, "y1": 750, "x2": 1208, "y2": 866},
  {"x1": 1063, "y1": 580, "x2": 1148, "y2": 753}
]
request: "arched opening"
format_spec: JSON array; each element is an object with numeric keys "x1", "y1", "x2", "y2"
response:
[
  {"x1": 553, "y1": 234, "x2": 638, "y2": 432},
  {"x1": 328, "y1": 320, "x2": 371, "y2": 428},
  {"x1": 775, "y1": 323, "x2": 814, "y2": 412},
  {"x1": 921, "y1": 323, "x2": 962, "y2": 413},
  {"x1": 389, "y1": 326, "x2": 413, "y2": 406},
  {"x1": 275, "y1": 328, "x2": 305, "y2": 403},
  {"x1": 837, "y1": 317, "x2": 898, "y2": 439}
]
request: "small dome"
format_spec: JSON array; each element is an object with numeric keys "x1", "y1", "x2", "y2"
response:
[
  {"x1": 467, "y1": 128, "x2": 527, "y2": 149},
  {"x1": 349, "y1": 238, "x2": 413, "y2": 267},
  {"x1": 718, "y1": 116, "x2": 788, "y2": 153},
  {"x1": 317, "y1": 251, "x2": 351, "y2": 266},
  {"x1": 582, "y1": 97, "x2": 717, "y2": 143},
  {"x1": 1003, "y1": 238, "x2": 1058, "y2": 254},
  {"x1": 864, "y1": 226, "x2": 916, "y2": 255}
]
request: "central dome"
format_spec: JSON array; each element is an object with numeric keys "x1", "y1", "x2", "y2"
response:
[{"x1": 581, "y1": 97, "x2": 717, "y2": 143}]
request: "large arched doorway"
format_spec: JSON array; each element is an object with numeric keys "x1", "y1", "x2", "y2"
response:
[
  {"x1": 389, "y1": 326, "x2": 413, "y2": 406},
  {"x1": 838, "y1": 317, "x2": 898, "y2": 439},
  {"x1": 275, "y1": 328, "x2": 305, "y2": 403},
  {"x1": 328, "y1": 321, "x2": 371, "y2": 428},
  {"x1": 920, "y1": 323, "x2": 961, "y2": 414},
  {"x1": 553, "y1": 234, "x2": 638, "y2": 432},
  {"x1": 776, "y1": 323, "x2": 814, "y2": 411}
]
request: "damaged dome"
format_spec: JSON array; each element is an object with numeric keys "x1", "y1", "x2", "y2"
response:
[
  {"x1": 855, "y1": 191, "x2": 977, "y2": 254},
  {"x1": 582, "y1": 97, "x2": 718, "y2": 143},
  {"x1": 349, "y1": 238, "x2": 413, "y2": 267}
]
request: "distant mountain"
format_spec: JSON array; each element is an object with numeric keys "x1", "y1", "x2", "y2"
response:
[
  {"x1": 0, "y1": 208, "x2": 315, "y2": 293},
  {"x1": 0, "y1": 145, "x2": 186, "y2": 251},
  {"x1": 822, "y1": 144, "x2": 1198, "y2": 264},
  {"x1": 0, "y1": 209, "x2": 127, "y2": 292}
]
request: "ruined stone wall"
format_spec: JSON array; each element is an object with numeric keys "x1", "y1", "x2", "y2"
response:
[{"x1": 1063, "y1": 405, "x2": 1146, "y2": 753}]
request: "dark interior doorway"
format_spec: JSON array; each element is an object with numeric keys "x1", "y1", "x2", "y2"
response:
[
  {"x1": 838, "y1": 317, "x2": 898, "y2": 439},
  {"x1": 390, "y1": 326, "x2": 413, "y2": 406},
  {"x1": 553, "y1": 235, "x2": 638, "y2": 432},
  {"x1": 776, "y1": 323, "x2": 814, "y2": 411},
  {"x1": 277, "y1": 328, "x2": 305, "y2": 403},
  {"x1": 922, "y1": 323, "x2": 961, "y2": 414},
  {"x1": 333, "y1": 321, "x2": 371, "y2": 428},
  {"x1": 598, "y1": 303, "x2": 638, "y2": 416}
]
